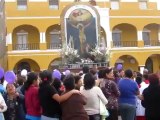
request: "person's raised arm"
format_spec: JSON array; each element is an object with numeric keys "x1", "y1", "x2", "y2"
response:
[{"x1": 52, "y1": 89, "x2": 80, "y2": 103}]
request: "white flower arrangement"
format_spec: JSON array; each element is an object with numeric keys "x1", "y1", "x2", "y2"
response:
[
  {"x1": 61, "y1": 44, "x2": 80, "y2": 64},
  {"x1": 90, "y1": 44, "x2": 109, "y2": 62}
]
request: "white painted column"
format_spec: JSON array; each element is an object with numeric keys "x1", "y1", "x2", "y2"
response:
[
  {"x1": 139, "y1": 66, "x2": 145, "y2": 74},
  {"x1": 6, "y1": 33, "x2": 12, "y2": 45},
  {"x1": 137, "y1": 31, "x2": 143, "y2": 41},
  {"x1": 96, "y1": 7, "x2": 111, "y2": 48},
  {"x1": 157, "y1": 0, "x2": 160, "y2": 10},
  {"x1": 40, "y1": 32, "x2": 46, "y2": 43}
]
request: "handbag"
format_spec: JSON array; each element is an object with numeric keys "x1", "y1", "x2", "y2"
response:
[{"x1": 100, "y1": 99, "x2": 109, "y2": 119}]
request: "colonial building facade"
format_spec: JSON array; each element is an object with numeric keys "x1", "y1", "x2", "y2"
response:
[{"x1": 5, "y1": 0, "x2": 160, "y2": 73}]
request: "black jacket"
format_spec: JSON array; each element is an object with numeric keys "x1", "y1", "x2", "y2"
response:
[
  {"x1": 3, "y1": 93, "x2": 25, "y2": 120},
  {"x1": 141, "y1": 85, "x2": 160, "y2": 120}
]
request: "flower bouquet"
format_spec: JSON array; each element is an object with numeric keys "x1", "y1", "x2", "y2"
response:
[
  {"x1": 89, "y1": 44, "x2": 109, "y2": 63},
  {"x1": 61, "y1": 44, "x2": 80, "y2": 64}
]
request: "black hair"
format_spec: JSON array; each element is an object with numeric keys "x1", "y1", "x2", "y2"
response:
[
  {"x1": 17, "y1": 76, "x2": 26, "y2": 86},
  {"x1": 39, "y1": 70, "x2": 52, "y2": 84},
  {"x1": 24, "y1": 72, "x2": 38, "y2": 91},
  {"x1": 52, "y1": 78, "x2": 61, "y2": 91},
  {"x1": 113, "y1": 70, "x2": 119, "y2": 78},
  {"x1": 90, "y1": 69, "x2": 98, "y2": 80},
  {"x1": 143, "y1": 74, "x2": 148, "y2": 80},
  {"x1": 103, "y1": 67, "x2": 113, "y2": 79},
  {"x1": 74, "y1": 75, "x2": 81, "y2": 84},
  {"x1": 137, "y1": 72, "x2": 142, "y2": 78},
  {"x1": 82, "y1": 66, "x2": 89, "y2": 74},
  {"x1": 125, "y1": 69, "x2": 133, "y2": 78},
  {"x1": 61, "y1": 74, "x2": 65, "y2": 82},
  {"x1": 136, "y1": 76, "x2": 142, "y2": 85},
  {"x1": 63, "y1": 74, "x2": 75, "y2": 91},
  {"x1": 98, "y1": 69, "x2": 104, "y2": 79},
  {"x1": 84, "y1": 73, "x2": 95, "y2": 90},
  {"x1": 90, "y1": 69, "x2": 97, "y2": 75},
  {"x1": 0, "y1": 77, "x2": 4, "y2": 85}
]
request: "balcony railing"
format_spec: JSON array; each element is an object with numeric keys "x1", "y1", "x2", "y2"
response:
[
  {"x1": 113, "y1": 41, "x2": 137, "y2": 47},
  {"x1": 13, "y1": 43, "x2": 39, "y2": 50},
  {"x1": 47, "y1": 43, "x2": 62, "y2": 49},
  {"x1": 144, "y1": 40, "x2": 160, "y2": 46}
]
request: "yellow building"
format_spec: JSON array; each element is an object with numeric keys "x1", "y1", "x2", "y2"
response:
[
  {"x1": 0, "y1": 0, "x2": 7, "y2": 70},
  {"x1": 5, "y1": 0, "x2": 160, "y2": 73}
]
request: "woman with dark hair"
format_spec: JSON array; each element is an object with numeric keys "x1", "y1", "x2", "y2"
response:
[
  {"x1": 61, "y1": 74, "x2": 88, "y2": 120},
  {"x1": 100, "y1": 67, "x2": 120, "y2": 120},
  {"x1": 38, "y1": 70, "x2": 80, "y2": 120},
  {"x1": 74, "y1": 75, "x2": 82, "y2": 90},
  {"x1": 95, "y1": 69, "x2": 104, "y2": 86},
  {"x1": 3, "y1": 83, "x2": 25, "y2": 120},
  {"x1": 113, "y1": 70, "x2": 120, "y2": 84},
  {"x1": 80, "y1": 73, "x2": 108, "y2": 120},
  {"x1": 24, "y1": 72, "x2": 41, "y2": 120},
  {"x1": 141, "y1": 73, "x2": 160, "y2": 120},
  {"x1": 118, "y1": 69, "x2": 139, "y2": 120},
  {"x1": 52, "y1": 78, "x2": 63, "y2": 95}
]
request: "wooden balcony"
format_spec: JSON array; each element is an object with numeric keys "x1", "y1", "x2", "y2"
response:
[
  {"x1": 12, "y1": 43, "x2": 40, "y2": 50},
  {"x1": 112, "y1": 41, "x2": 138, "y2": 47}
]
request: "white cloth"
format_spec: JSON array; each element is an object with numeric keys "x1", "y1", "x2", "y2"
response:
[
  {"x1": 0, "y1": 93, "x2": 7, "y2": 120},
  {"x1": 136, "y1": 82, "x2": 149, "y2": 116},
  {"x1": 80, "y1": 86, "x2": 108, "y2": 115},
  {"x1": 0, "y1": 93, "x2": 7, "y2": 113}
]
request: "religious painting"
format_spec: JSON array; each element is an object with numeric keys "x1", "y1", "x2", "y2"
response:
[{"x1": 66, "y1": 8, "x2": 97, "y2": 58}]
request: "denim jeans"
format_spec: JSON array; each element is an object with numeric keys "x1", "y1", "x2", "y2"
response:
[
  {"x1": 119, "y1": 103, "x2": 136, "y2": 120},
  {"x1": 0, "y1": 113, "x2": 4, "y2": 120},
  {"x1": 41, "y1": 115, "x2": 59, "y2": 120}
]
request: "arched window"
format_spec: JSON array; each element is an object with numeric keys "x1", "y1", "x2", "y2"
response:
[
  {"x1": 17, "y1": 62, "x2": 31, "y2": 72},
  {"x1": 145, "y1": 58, "x2": 153, "y2": 73}
]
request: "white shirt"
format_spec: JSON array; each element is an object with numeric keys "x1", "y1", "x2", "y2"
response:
[
  {"x1": 136, "y1": 81, "x2": 149, "y2": 116},
  {"x1": 0, "y1": 93, "x2": 7, "y2": 112},
  {"x1": 80, "y1": 86, "x2": 108, "y2": 115}
]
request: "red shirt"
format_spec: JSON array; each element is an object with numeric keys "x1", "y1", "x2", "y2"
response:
[
  {"x1": 144, "y1": 80, "x2": 149, "y2": 84},
  {"x1": 25, "y1": 85, "x2": 41, "y2": 116}
]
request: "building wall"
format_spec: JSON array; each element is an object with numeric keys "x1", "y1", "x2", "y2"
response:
[{"x1": 5, "y1": 0, "x2": 160, "y2": 73}]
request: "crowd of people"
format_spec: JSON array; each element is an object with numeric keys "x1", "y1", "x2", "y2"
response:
[{"x1": 0, "y1": 66, "x2": 160, "y2": 120}]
